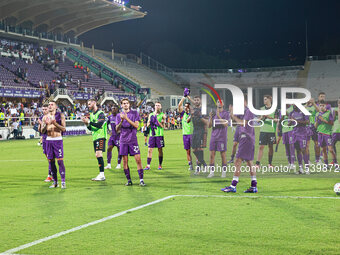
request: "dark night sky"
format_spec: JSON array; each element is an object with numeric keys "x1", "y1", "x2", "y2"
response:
[{"x1": 79, "y1": 0, "x2": 340, "y2": 69}]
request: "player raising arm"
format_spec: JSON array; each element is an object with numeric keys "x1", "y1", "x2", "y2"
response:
[
  {"x1": 178, "y1": 93, "x2": 194, "y2": 170},
  {"x1": 144, "y1": 102, "x2": 166, "y2": 170}
]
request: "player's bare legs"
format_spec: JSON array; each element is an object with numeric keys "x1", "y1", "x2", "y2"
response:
[
  {"x1": 186, "y1": 149, "x2": 192, "y2": 170},
  {"x1": 105, "y1": 145, "x2": 114, "y2": 169},
  {"x1": 228, "y1": 141, "x2": 238, "y2": 163},
  {"x1": 207, "y1": 150, "x2": 216, "y2": 177},
  {"x1": 256, "y1": 145, "x2": 265, "y2": 167},
  {"x1": 268, "y1": 143, "x2": 274, "y2": 167}
]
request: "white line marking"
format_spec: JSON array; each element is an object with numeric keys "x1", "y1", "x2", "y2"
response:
[
  {"x1": 2, "y1": 194, "x2": 339, "y2": 254},
  {"x1": 177, "y1": 194, "x2": 340, "y2": 199},
  {"x1": 2, "y1": 195, "x2": 175, "y2": 254}
]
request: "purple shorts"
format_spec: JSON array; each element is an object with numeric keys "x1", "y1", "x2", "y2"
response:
[
  {"x1": 183, "y1": 135, "x2": 192, "y2": 150},
  {"x1": 332, "y1": 133, "x2": 340, "y2": 143},
  {"x1": 46, "y1": 139, "x2": 64, "y2": 160},
  {"x1": 233, "y1": 127, "x2": 240, "y2": 142},
  {"x1": 148, "y1": 136, "x2": 165, "y2": 148},
  {"x1": 120, "y1": 142, "x2": 140, "y2": 156},
  {"x1": 282, "y1": 131, "x2": 294, "y2": 145},
  {"x1": 307, "y1": 125, "x2": 318, "y2": 141},
  {"x1": 236, "y1": 134, "x2": 254, "y2": 161},
  {"x1": 209, "y1": 139, "x2": 227, "y2": 152},
  {"x1": 318, "y1": 133, "x2": 332, "y2": 147},
  {"x1": 108, "y1": 135, "x2": 120, "y2": 147},
  {"x1": 294, "y1": 135, "x2": 307, "y2": 149}
]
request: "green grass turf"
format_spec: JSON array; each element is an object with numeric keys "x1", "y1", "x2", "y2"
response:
[{"x1": 0, "y1": 129, "x2": 339, "y2": 254}]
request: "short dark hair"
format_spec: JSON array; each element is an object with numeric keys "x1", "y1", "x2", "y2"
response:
[
  {"x1": 194, "y1": 95, "x2": 200, "y2": 99},
  {"x1": 185, "y1": 102, "x2": 190, "y2": 106},
  {"x1": 43, "y1": 103, "x2": 49, "y2": 107},
  {"x1": 120, "y1": 98, "x2": 130, "y2": 104},
  {"x1": 87, "y1": 98, "x2": 96, "y2": 103},
  {"x1": 318, "y1": 92, "x2": 326, "y2": 96}
]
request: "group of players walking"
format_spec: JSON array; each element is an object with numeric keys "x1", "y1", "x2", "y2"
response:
[{"x1": 38, "y1": 90, "x2": 339, "y2": 193}]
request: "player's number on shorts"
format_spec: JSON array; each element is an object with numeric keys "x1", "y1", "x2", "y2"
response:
[
  {"x1": 58, "y1": 149, "x2": 62, "y2": 157},
  {"x1": 134, "y1": 146, "x2": 139, "y2": 153}
]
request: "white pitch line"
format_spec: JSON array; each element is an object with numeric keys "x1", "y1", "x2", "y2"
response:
[
  {"x1": 2, "y1": 194, "x2": 339, "y2": 254},
  {"x1": 177, "y1": 194, "x2": 340, "y2": 199},
  {"x1": 1, "y1": 195, "x2": 175, "y2": 255}
]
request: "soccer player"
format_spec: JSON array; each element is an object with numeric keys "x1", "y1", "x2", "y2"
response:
[
  {"x1": 255, "y1": 95, "x2": 279, "y2": 168},
  {"x1": 187, "y1": 95, "x2": 208, "y2": 174},
  {"x1": 104, "y1": 104, "x2": 122, "y2": 170},
  {"x1": 144, "y1": 102, "x2": 166, "y2": 170},
  {"x1": 305, "y1": 98, "x2": 321, "y2": 163},
  {"x1": 38, "y1": 104, "x2": 53, "y2": 182},
  {"x1": 116, "y1": 98, "x2": 145, "y2": 186},
  {"x1": 290, "y1": 105, "x2": 310, "y2": 174},
  {"x1": 315, "y1": 100, "x2": 335, "y2": 167},
  {"x1": 277, "y1": 105, "x2": 295, "y2": 170},
  {"x1": 178, "y1": 97, "x2": 193, "y2": 170},
  {"x1": 221, "y1": 96, "x2": 257, "y2": 193},
  {"x1": 81, "y1": 99, "x2": 108, "y2": 181},
  {"x1": 143, "y1": 113, "x2": 150, "y2": 146},
  {"x1": 207, "y1": 100, "x2": 230, "y2": 178},
  {"x1": 41, "y1": 101, "x2": 66, "y2": 189},
  {"x1": 331, "y1": 99, "x2": 340, "y2": 164},
  {"x1": 228, "y1": 122, "x2": 240, "y2": 164}
]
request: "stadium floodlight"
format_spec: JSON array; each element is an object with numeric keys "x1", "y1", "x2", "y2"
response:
[{"x1": 122, "y1": 1, "x2": 125, "y2": 5}]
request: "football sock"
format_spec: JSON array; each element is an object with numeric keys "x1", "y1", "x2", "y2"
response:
[
  {"x1": 285, "y1": 143, "x2": 290, "y2": 164},
  {"x1": 147, "y1": 157, "x2": 152, "y2": 165},
  {"x1": 117, "y1": 155, "x2": 122, "y2": 164},
  {"x1": 231, "y1": 176, "x2": 239, "y2": 187},
  {"x1": 289, "y1": 144, "x2": 295, "y2": 164},
  {"x1": 124, "y1": 168, "x2": 131, "y2": 181},
  {"x1": 57, "y1": 160, "x2": 66, "y2": 182},
  {"x1": 297, "y1": 153, "x2": 303, "y2": 166},
  {"x1": 107, "y1": 150, "x2": 112, "y2": 164},
  {"x1": 209, "y1": 163, "x2": 215, "y2": 173},
  {"x1": 251, "y1": 176, "x2": 257, "y2": 187},
  {"x1": 138, "y1": 169, "x2": 144, "y2": 181},
  {"x1": 48, "y1": 163, "x2": 52, "y2": 176},
  {"x1": 49, "y1": 160, "x2": 58, "y2": 183},
  {"x1": 256, "y1": 161, "x2": 260, "y2": 166},
  {"x1": 269, "y1": 154, "x2": 273, "y2": 165},
  {"x1": 97, "y1": 157, "x2": 104, "y2": 173},
  {"x1": 303, "y1": 153, "x2": 310, "y2": 165},
  {"x1": 159, "y1": 156, "x2": 163, "y2": 166}
]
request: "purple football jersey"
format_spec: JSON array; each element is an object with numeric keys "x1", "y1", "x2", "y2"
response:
[
  {"x1": 238, "y1": 107, "x2": 255, "y2": 141},
  {"x1": 116, "y1": 110, "x2": 140, "y2": 144},
  {"x1": 211, "y1": 110, "x2": 230, "y2": 142},
  {"x1": 290, "y1": 109, "x2": 309, "y2": 137},
  {"x1": 108, "y1": 114, "x2": 119, "y2": 137}
]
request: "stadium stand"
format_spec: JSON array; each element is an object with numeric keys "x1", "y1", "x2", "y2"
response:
[
  {"x1": 175, "y1": 69, "x2": 302, "y2": 88},
  {"x1": 83, "y1": 48, "x2": 183, "y2": 97},
  {"x1": 306, "y1": 58, "x2": 340, "y2": 101},
  {"x1": 56, "y1": 58, "x2": 123, "y2": 94}
]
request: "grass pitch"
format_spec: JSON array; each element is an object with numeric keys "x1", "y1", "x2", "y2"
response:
[{"x1": 0, "y1": 129, "x2": 339, "y2": 254}]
